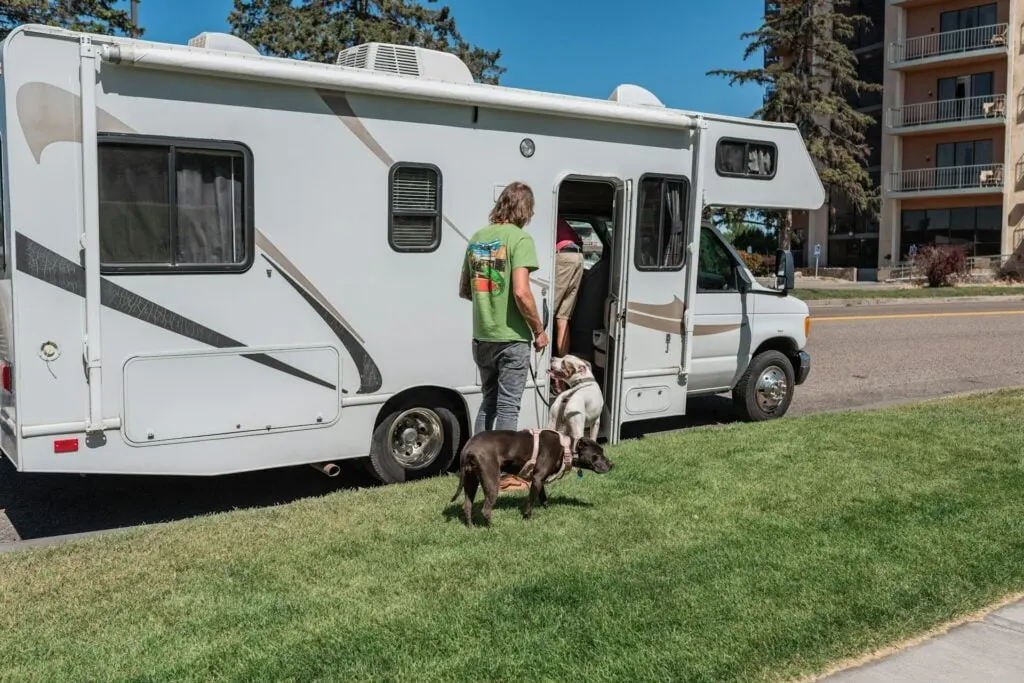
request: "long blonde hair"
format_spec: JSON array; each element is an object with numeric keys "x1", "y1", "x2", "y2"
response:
[{"x1": 489, "y1": 182, "x2": 535, "y2": 227}]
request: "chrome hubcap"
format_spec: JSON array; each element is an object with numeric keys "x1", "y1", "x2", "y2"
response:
[
  {"x1": 755, "y1": 366, "x2": 788, "y2": 413},
  {"x1": 388, "y1": 408, "x2": 444, "y2": 469}
]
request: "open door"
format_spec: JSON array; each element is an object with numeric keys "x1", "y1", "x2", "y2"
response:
[{"x1": 602, "y1": 179, "x2": 632, "y2": 445}]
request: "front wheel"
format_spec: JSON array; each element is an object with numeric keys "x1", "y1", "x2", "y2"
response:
[
  {"x1": 367, "y1": 403, "x2": 460, "y2": 484},
  {"x1": 732, "y1": 350, "x2": 795, "y2": 422}
]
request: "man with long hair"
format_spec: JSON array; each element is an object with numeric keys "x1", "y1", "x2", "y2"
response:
[{"x1": 460, "y1": 182, "x2": 549, "y2": 489}]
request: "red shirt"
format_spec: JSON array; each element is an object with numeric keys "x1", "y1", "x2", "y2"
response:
[{"x1": 556, "y1": 217, "x2": 582, "y2": 251}]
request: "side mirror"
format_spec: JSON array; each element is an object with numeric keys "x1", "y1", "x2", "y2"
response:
[{"x1": 774, "y1": 249, "x2": 795, "y2": 294}]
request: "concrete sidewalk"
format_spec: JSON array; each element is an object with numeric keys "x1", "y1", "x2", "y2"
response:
[{"x1": 822, "y1": 598, "x2": 1024, "y2": 682}]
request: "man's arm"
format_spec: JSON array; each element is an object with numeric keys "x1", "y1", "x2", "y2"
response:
[{"x1": 511, "y1": 268, "x2": 543, "y2": 335}]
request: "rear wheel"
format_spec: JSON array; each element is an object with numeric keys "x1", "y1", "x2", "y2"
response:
[
  {"x1": 732, "y1": 350, "x2": 795, "y2": 422},
  {"x1": 367, "y1": 401, "x2": 460, "y2": 484}
]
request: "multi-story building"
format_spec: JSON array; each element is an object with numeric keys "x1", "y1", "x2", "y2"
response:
[
  {"x1": 880, "y1": 0, "x2": 1021, "y2": 274},
  {"x1": 762, "y1": 0, "x2": 1023, "y2": 279}
]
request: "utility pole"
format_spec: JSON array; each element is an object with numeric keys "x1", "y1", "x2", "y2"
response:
[{"x1": 130, "y1": 0, "x2": 140, "y2": 38}]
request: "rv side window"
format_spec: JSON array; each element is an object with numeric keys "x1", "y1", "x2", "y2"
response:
[
  {"x1": 634, "y1": 175, "x2": 688, "y2": 271},
  {"x1": 715, "y1": 138, "x2": 777, "y2": 180},
  {"x1": 388, "y1": 163, "x2": 442, "y2": 253},
  {"x1": 98, "y1": 135, "x2": 253, "y2": 273}
]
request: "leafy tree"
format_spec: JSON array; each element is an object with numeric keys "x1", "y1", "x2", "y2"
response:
[
  {"x1": 229, "y1": 0, "x2": 504, "y2": 84},
  {"x1": 707, "y1": 0, "x2": 881, "y2": 250},
  {"x1": 0, "y1": 0, "x2": 139, "y2": 42}
]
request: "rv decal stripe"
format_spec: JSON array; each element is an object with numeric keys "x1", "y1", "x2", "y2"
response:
[
  {"x1": 262, "y1": 255, "x2": 383, "y2": 394},
  {"x1": 14, "y1": 233, "x2": 337, "y2": 392},
  {"x1": 316, "y1": 90, "x2": 549, "y2": 289}
]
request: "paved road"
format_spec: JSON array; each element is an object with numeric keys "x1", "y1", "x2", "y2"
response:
[{"x1": 2, "y1": 299, "x2": 1023, "y2": 545}]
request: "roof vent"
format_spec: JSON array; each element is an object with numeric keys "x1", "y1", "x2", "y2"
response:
[
  {"x1": 188, "y1": 32, "x2": 260, "y2": 56},
  {"x1": 608, "y1": 84, "x2": 664, "y2": 107},
  {"x1": 335, "y1": 42, "x2": 474, "y2": 84}
]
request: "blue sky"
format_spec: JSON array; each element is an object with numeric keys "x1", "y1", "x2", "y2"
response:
[{"x1": 124, "y1": 0, "x2": 765, "y2": 118}]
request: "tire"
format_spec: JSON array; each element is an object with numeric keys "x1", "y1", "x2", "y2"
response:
[
  {"x1": 366, "y1": 402, "x2": 461, "y2": 484},
  {"x1": 731, "y1": 350, "x2": 795, "y2": 422}
]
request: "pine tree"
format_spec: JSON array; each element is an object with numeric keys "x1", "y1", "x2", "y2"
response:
[
  {"x1": 229, "y1": 0, "x2": 504, "y2": 84},
  {"x1": 0, "y1": 0, "x2": 139, "y2": 42},
  {"x1": 707, "y1": 0, "x2": 881, "y2": 250}
]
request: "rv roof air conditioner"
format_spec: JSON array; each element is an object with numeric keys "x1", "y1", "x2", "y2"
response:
[
  {"x1": 187, "y1": 32, "x2": 260, "y2": 56},
  {"x1": 608, "y1": 84, "x2": 665, "y2": 108},
  {"x1": 335, "y1": 42, "x2": 475, "y2": 84}
]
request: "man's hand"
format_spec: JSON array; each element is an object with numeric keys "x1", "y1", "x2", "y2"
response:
[{"x1": 533, "y1": 330, "x2": 549, "y2": 353}]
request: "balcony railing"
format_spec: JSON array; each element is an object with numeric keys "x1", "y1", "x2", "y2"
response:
[
  {"x1": 889, "y1": 23, "x2": 1008, "y2": 64},
  {"x1": 887, "y1": 163, "x2": 1004, "y2": 194},
  {"x1": 888, "y1": 93, "x2": 1006, "y2": 129}
]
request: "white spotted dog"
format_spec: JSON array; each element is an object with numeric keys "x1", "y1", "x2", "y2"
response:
[{"x1": 548, "y1": 354, "x2": 604, "y2": 441}]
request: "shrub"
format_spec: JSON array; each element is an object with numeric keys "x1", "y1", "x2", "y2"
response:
[
  {"x1": 737, "y1": 252, "x2": 775, "y2": 277},
  {"x1": 915, "y1": 245, "x2": 968, "y2": 287},
  {"x1": 996, "y1": 258, "x2": 1024, "y2": 283}
]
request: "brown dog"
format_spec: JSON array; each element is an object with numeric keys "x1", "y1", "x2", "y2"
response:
[{"x1": 449, "y1": 428, "x2": 613, "y2": 527}]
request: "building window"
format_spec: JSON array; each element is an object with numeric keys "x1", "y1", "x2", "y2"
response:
[
  {"x1": 634, "y1": 175, "x2": 689, "y2": 271},
  {"x1": 938, "y1": 4, "x2": 1000, "y2": 52},
  {"x1": 935, "y1": 139, "x2": 993, "y2": 167},
  {"x1": 388, "y1": 163, "x2": 442, "y2": 253},
  {"x1": 715, "y1": 138, "x2": 777, "y2": 179},
  {"x1": 900, "y1": 205, "x2": 1002, "y2": 258},
  {"x1": 98, "y1": 135, "x2": 252, "y2": 274}
]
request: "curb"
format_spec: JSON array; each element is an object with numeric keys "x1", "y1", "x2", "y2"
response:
[{"x1": 804, "y1": 294, "x2": 1024, "y2": 309}]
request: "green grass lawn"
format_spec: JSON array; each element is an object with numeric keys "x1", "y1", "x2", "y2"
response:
[
  {"x1": 2, "y1": 392, "x2": 1024, "y2": 681},
  {"x1": 794, "y1": 285, "x2": 1024, "y2": 301}
]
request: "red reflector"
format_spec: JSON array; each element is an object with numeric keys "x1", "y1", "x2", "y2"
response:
[
  {"x1": 1, "y1": 362, "x2": 10, "y2": 393},
  {"x1": 54, "y1": 438, "x2": 79, "y2": 453}
]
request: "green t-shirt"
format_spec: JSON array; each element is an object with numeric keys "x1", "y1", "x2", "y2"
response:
[{"x1": 463, "y1": 223, "x2": 539, "y2": 342}]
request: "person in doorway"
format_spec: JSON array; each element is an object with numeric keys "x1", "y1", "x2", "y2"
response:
[
  {"x1": 460, "y1": 180, "x2": 549, "y2": 435},
  {"x1": 553, "y1": 216, "x2": 585, "y2": 358}
]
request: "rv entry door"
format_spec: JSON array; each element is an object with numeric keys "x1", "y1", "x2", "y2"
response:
[{"x1": 603, "y1": 179, "x2": 632, "y2": 445}]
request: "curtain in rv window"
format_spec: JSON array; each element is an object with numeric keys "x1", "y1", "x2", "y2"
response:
[
  {"x1": 634, "y1": 175, "x2": 688, "y2": 271},
  {"x1": 97, "y1": 137, "x2": 250, "y2": 273}
]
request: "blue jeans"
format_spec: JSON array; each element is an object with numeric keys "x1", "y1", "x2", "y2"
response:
[{"x1": 473, "y1": 340, "x2": 531, "y2": 434}]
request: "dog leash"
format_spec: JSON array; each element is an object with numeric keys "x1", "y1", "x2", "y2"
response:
[{"x1": 529, "y1": 348, "x2": 552, "y2": 408}]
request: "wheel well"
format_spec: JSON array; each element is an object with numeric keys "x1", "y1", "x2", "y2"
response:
[
  {"x1": 753, "y1": 337, "x2": 799, "y2": 361},
  {"x1": 374, "y1": 386, "x2": 471, "y2": 457}
]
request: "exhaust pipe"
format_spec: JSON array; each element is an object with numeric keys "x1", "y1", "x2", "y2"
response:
[{"x1": 310, "y1": 461, "x2": 341, "y2": 477}]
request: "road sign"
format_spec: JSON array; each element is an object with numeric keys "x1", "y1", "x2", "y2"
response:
[
  {"x1": 747, "y1": 246, "x2": 753, "y2": 254},
  {"x1": 813, "y1": 243, "x2": 821, "y2": 257},
  {"x1": 908, "y1": 244, "x2": 918, "y2": 258}
]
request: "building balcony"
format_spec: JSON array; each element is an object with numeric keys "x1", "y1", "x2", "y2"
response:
[
  {"x1": 888, "y1": 23, "x2": 1008, "y2": 70},
  {"x1": 887, "y1": 94, "x2": 1006, "y2": 135},
  {"x1": 886, "y1": 163, "x2": 1004, "y2": 198}
]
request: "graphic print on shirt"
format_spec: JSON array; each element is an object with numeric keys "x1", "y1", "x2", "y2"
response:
[{"x1": 467, "y1": 239, "x2": 508, "y2": 295}]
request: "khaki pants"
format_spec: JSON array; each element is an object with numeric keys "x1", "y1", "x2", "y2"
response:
[{"x1": 553, "y1": 252, "x2": 584, "y2": 320}]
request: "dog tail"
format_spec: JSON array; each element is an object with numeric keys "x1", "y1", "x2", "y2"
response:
[{"x1": 449, "y1": 450, "x2": 472, "y2": 502}]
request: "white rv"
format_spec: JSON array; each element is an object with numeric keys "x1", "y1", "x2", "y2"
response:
[{"x1": 0, "y1": 26, "x2": 824, "y2": 484}]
